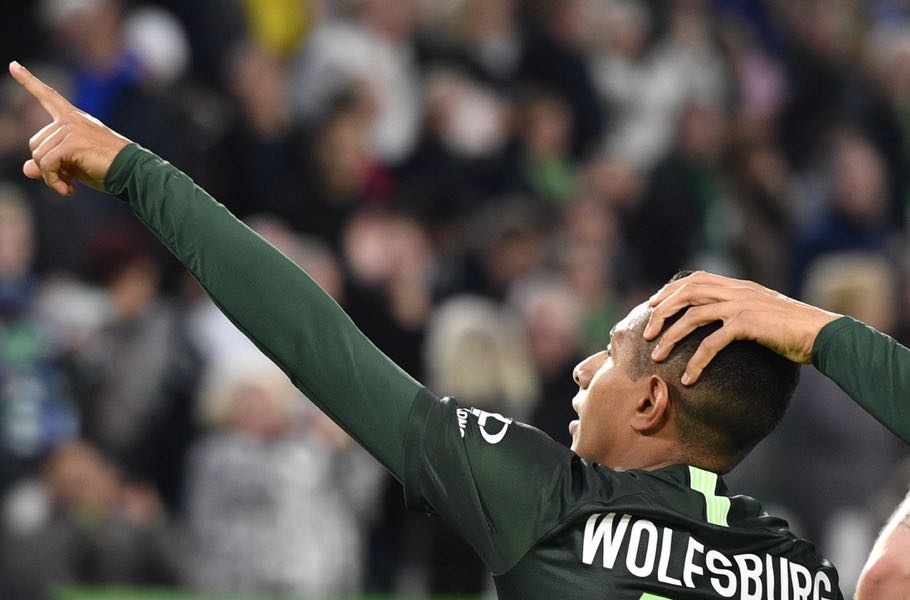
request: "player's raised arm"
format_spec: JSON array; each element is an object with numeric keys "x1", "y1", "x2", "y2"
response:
[
  {"x1": 10, "y1": 61, "x2": 422, "y2": 480},
  {"x1": 644, "y1": 270, "x2": 910, "y2": 443},
  {"x1": 9, "y1": 61, "x2": 130, "y2": 195}
]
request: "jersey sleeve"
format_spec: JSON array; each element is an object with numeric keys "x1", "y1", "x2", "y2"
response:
[
  {"x1": 104, "y1": 144, "x2": 422, "y2": 479},
  {"x1": 403, "y1": 389, "x2": 586, "y2": 574},
  {"x1": 812, "y1": 315, "x2": 910, "y2": 444}
]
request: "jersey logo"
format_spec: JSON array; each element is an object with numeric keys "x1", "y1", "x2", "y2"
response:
[{"x1": 456, "y1": 407, "x2": 512, "y2": 444}]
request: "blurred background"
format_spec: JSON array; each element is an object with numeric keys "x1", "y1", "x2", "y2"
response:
[{"x1": 0, "y1": 0, "x2": 909, "y2": 598}]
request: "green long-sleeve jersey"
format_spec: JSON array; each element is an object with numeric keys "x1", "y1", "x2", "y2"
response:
[{"x1": 102, "y1": 144, "x2": 910, "y2": 600}]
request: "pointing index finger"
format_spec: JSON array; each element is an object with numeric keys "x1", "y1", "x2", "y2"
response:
[{"x1": 9, "y1": 61, "x2": 73, "y2": 120}]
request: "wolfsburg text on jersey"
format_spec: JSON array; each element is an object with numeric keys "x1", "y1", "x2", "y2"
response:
[{"x1": 582, "y1": 512, "x2": 835, "y2": 600}]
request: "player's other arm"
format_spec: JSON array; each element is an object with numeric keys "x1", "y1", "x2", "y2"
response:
[
  {"x1": 645, "y1": 271, "x2": 910, "y2": 444},
  {"x1": 9, "y1": 61, "x2": 421, "y2": 479},
  {"x1": 856, "y1": 489, "x2": 910, "y2": 600}
]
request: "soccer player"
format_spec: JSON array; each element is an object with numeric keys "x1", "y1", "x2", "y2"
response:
[
  {"x1": 645, "y1": 272, "x2": 910, "y2": 600},
  {"x1": 15, "y1": 60, "x2": 898, "y2": 599}
]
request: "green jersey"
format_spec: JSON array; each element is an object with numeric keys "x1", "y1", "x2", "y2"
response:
[
  {"x1": 405, "y1": 390, "x2": 841, "y2": 599},
  {"x1": 104, "y1": 144, "x2": 907, "y2": 600}
]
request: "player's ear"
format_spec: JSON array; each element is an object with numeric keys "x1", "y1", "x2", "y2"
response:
[{"x1": 630, "y1": 375, "x2": 672, "y2": 435}]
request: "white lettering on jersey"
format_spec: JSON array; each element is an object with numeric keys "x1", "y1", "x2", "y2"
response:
[
  {"x1": 579, "y1": 512, "x2": 836, "y2": 599},
  {"x1": 734, "y1": 553, "x2": 762, "y2": 600},
  {"x1": 815, "y1": 571, "x2": 833, "y2": 599},
  {"x1": 626, "y1": 519, "x2": 658, "y2": 577},
  {"x1": 657, "y1": 527, "x2": 682, "y2": 586},
  {"x1": 683, "y1": 536, "x2": 705, "y2": 588},
  {"x1": 781, "y1": 555, "x2": 791, "y2": 600},
  {"x1": 791, "y1": 562, "x2": 812, "y2": 600},
  {"x1": 707, "y1": 550, "x2": 736, "y2": 597},
  {"x1": 582, "y1": 513, "x2": 630, "y2": 568},
  {"x1": 766, "y1": 554, "x2": 776, "y2": 598}
]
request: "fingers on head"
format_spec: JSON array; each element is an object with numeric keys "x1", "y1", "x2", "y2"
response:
[
  {"x1": 656, "y1": 271, "x2": 756, "y2": 301},
  {"x1": 648, "y1": 284, "x2": 708, "y2": 334},
  {"x1": 649, "y1": 272, "x2": 707, "y2": 306},
  {"x1": 652, "y1": 303, "x2": 724, "y2": 360},
  {"x1": 683, "y1": 327, "x2": 734, "y2": 385},
  {"x1": 647, "y1": 286, "x2": 691, "y2": 334}
]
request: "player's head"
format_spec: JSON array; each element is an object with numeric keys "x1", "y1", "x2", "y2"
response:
[{"x1": 570, "y1": 273, "x2": 799, "y2": 473}]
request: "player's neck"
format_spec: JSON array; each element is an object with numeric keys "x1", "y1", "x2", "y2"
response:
[{"x1": 603, "y1": 438, "x2": 692, "y2": 472}]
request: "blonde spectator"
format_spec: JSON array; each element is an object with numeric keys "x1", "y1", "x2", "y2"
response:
[{"x1": 424, "y1": 295, "x2": 538, "y2": 419}]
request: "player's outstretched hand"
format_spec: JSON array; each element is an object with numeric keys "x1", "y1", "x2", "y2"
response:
[
  {"x1": 643, "y1": 271, "x2": 841, "y2": 385},
  {"x1": 9, "y1": 61, "x2": 131, "y2": 196}
]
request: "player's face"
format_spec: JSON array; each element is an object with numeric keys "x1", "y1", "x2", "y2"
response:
[{"x1": 569, "y1": 304, "x2": 649, "y2": 464}]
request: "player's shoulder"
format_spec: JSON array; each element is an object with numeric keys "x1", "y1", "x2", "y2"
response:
[
  {"x1": 564, "y1": 464, "x2": 839, "y2": 577},
  {"x1": 565, "y1": 464, "x2": 812, "y2": 548},
  {"x1": 622, "y1": 464, "x2": 795, "y2": 532},
  {"x1": 612, "y1": 465, "x2": 833, "y2": 564}
]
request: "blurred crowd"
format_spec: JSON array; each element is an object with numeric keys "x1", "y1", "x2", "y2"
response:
[{"x1": 1, "y1": 0, "x2": 910, "y2": 598}]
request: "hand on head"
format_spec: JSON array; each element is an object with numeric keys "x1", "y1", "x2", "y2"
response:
[
  {"x1": 8, "y1": 61, "x2": 131, "y2": 196},
  {"x1": 643, "y1": 271, "x2": 841, "y2": 385}
]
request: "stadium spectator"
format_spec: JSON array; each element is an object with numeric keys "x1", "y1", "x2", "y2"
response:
[
  {"x1": 865, "y1": 21, "x2": 910, "y2": 223},
  {"x1": 728, "y1": 140, "x2": 795, "y2": 292},
  {"x1": 558, "y1": 192, "x2": 625, "y2": 350},
  {"x1": 625, "y1": 98, "x2": 738, "y2": 288},
  {"x1": 289, "y1": 0, "x2": 425, "y2": 163},
  {"x1": 508, "y1": 88, "x2": 580, "y2": 207},
  {"x1": 508, "y1": 274, "x2": 585, "y2": 445},
  {"x1": 0, "y1": 188, "x2": 78, "y2": 492},
  {"x1": 186, "y1": 354, "x2": 381, "y2": 598},
  {"x1": 518, "y1": 0, "x2": 604, "y2": 158},
  {"x1": 69, "y1": 222, "x2": 195, "y2": 496},
  {"x1": 39, "y1": 0, "x2": 189, "y2": 163},
  {"x1": 0, "y1": 441, "x2": 177, "y2": 600},
  {"x1": 429, "y1": 0, "x2": 523, "y2": 90},
  {"x1": 792, "y1": 130, "x2": 902, "y2": 292},
  {"x1": 269, "y1": 93, "x2": 389, "y2": 249}
]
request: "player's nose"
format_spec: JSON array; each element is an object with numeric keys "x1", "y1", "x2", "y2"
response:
[{"x1": 573, "y1": 357, "x2": 595, "y2": 389}]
